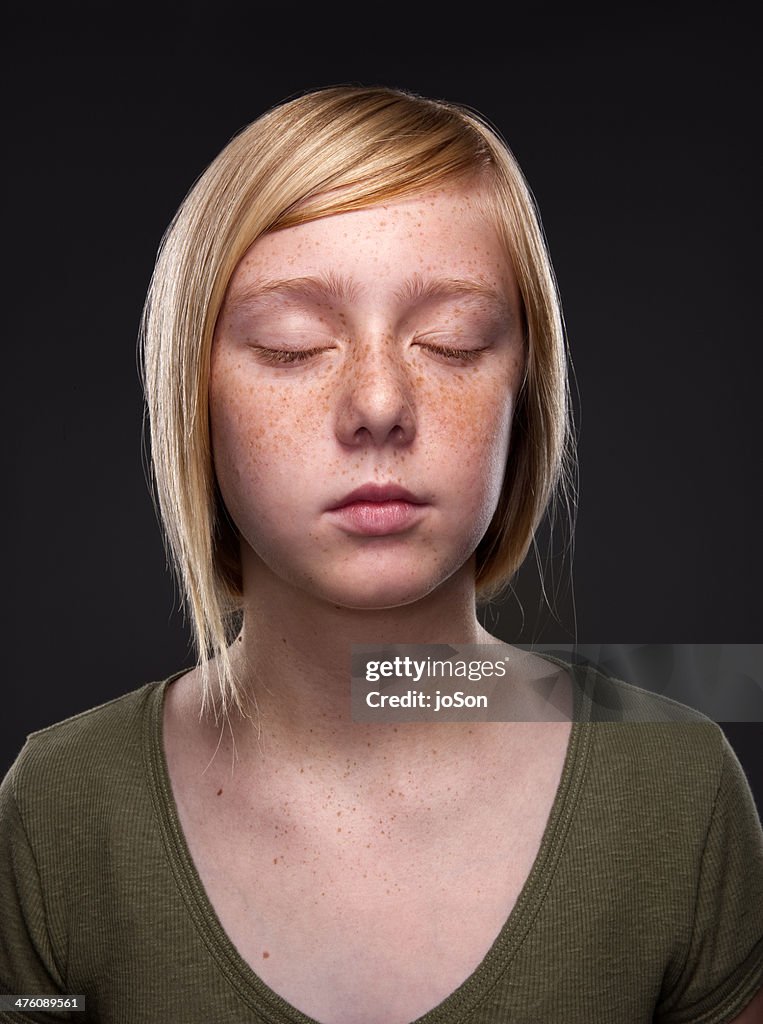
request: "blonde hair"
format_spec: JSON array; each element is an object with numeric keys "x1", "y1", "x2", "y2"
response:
[{"x1": 140, "y1": 85, "x2": 576, "y2": 721}]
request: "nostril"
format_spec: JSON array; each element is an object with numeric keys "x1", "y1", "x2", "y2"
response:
[{"x1": 350, "y1": 425, "x2": 372, "y2": 446}]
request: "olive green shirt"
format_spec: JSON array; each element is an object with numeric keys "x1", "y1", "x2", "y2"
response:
[{"x1": 1, "y1": 661, "x2": 762, "y2": 1023}]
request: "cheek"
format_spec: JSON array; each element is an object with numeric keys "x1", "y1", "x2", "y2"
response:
[
  {"x1": 209, "y1": 357, "x2": 322, "y2": 478},
  {"x1": 425, "y1": 368, "x2": 516, "y2": 475}
]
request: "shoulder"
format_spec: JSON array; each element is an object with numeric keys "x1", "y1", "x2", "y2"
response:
[
  {"x1": 571, "y1": 662, "x2": 755, "y2": 833},
  {"x1": 0, "y1": 675, "x2": 184, "y2": 992},
  {"x1": 541, "y1": 654, "x2": 727, "y2": 782},
  {"x1": 3, "y1": 675, "x2": 179, "y2": 826}
]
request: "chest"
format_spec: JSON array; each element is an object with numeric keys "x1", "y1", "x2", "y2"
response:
[{"x1": 164, "y1": 724, "x2": 571, "y2": 1024}]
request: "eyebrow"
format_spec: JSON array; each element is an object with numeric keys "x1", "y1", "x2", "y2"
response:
[
  {"x1": 393, "y1": 273, "x2": 514, "y2": 319},
  {"x1": 225, "y1": 271, "x2": 515, "y2": 322},
  {"x1": 225, "y1": 272, "x2": 361, "y2": 312}
]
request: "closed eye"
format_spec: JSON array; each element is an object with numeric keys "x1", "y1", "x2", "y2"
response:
[
  {"x1": 252, "y1": 346, "x2": 333, "y2": 365},
  {"x1": 417, "y1": 343, "x2": 487, "y2": 364}
]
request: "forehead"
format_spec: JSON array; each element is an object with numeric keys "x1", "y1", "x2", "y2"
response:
[{"x1": 224, "y1": 186, "x2": 518, "y2": 312}]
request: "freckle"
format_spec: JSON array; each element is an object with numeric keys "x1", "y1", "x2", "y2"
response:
[{"x1": 263, "y1": 950, "x2": 270, "y2": 959}]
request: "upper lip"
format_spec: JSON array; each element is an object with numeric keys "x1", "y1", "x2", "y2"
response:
[{"x1": 327, "y1": 483, "x2": 424, "y2": 510}]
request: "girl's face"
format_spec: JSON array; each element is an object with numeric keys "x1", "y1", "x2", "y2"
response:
[{"x1": 210, "y1": 185, "x2": 525, "y2": 609}]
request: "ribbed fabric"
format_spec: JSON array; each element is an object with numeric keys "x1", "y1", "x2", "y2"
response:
[{"x1": 1, "y1": 660, "x2": 761, "y2": 1023}]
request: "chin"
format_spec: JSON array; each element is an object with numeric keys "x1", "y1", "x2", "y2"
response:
[
  {"x1": 309, "y1": 561, "x2": 461, "y2": 612},
  {"x1": 247, "y1": 541, "x2": 474, "y2": 611},
  {"x1": 334, "y1": 588, "x2": 433, "y2": 612}
]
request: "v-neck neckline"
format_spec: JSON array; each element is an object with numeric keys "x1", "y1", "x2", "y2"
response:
[{"x1": 144, "y1": 654, "x2": 594, "y2": 1023}]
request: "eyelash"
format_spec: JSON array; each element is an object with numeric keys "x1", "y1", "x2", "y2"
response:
[
  {"x1": 418, "y1": 343, "x2": 486, "y2": 364},
  {"x1": 254, "y1": 346, "x2": 329, "y2": 365},
  {"x1": 252, "y1": 343, "x2": 487, "y2": 366}
]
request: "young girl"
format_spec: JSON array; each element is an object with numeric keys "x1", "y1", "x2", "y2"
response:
[{"x1": 1, "y1": 86, "x2": 761, "y2": 1024}]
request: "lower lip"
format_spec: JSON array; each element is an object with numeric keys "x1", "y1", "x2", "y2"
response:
[{"x1": 327, "y1": 500, "x2": 428, "y2": 536}]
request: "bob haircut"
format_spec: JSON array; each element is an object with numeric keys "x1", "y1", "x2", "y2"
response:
[{"x1": 140, "y1": 85, "x2": 576, "y2": 722}]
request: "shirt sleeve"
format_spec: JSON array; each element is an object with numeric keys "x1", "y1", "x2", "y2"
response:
[
  {"x1": 656, "y1": 728, "x2": 763, "y2": 1024},
  {"x1": 0, "y1": 759, "x2": 72, "y2": 1023}
]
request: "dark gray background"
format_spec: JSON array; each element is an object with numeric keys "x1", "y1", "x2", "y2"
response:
[{"x1": 3, "y1": 8, "x2": 760, "y2": 804}]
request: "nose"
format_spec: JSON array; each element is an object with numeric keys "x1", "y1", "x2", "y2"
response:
[{"x1": 334, "y1": 334, "x2": 417, "y2": 449}]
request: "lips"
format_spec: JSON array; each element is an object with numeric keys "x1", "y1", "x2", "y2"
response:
[
  {"x1": 326, "y1": 483, "x2": 429, "y2": 536},
  {"x1": 328, "y1": 483, "x2": 423, "y2": 509}
]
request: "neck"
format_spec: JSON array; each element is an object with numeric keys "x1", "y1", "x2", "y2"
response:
[{"x1": 219, "y1": 556, "x2": 497, "y2": 770}]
